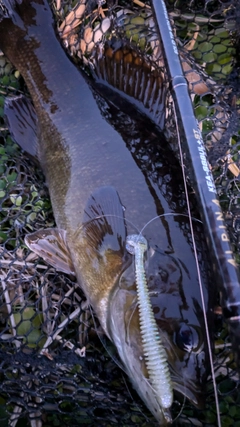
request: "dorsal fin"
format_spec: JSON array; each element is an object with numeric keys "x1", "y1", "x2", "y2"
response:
[{"x1": 92, "y1": 44, "x2": 166, "y2": 129}]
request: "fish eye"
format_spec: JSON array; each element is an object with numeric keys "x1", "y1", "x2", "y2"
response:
[
  {"x1": 175, "y1": 324, "x2": 200, "y2": 352},
  {"x1": 159, "y1": 267, "x2": 169, "y2": 282}
]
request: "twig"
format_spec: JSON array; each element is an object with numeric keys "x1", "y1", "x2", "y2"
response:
[
  {"x1": 0, "y1": 259, "x2": 48, "y2": 269},
  {"x1": 55, "y1": 0, "x2": 61, "y2": 11},
  {"x1": 39, "y1": 275, "x2": 49, "y2": 328},
  {"x1": 184, "y1": 25, "x2": 200, "y2": 52},
  {"x1": 40, "y1": 306, "x2": 81, "y2": 353},
  {"x1": 55, "y1": 334, "x2": 86, "y2": 357},
  {"x1": 1, "y1": 273, "x2": 21, "y2": 348},
  {"x1": 133, "y1": 0, "x2": 151, "y2": 8}
]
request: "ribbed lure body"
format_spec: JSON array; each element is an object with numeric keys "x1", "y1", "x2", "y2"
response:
[{"x1": 126, "y1": 234, "x2": 173, "y2": 420}]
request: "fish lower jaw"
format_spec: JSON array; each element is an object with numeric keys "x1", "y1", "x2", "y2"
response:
[
  {"x1": 110, "y1": 336, "x2": 172, "y2": 424},
  {"x1": 126, "y1": 363, "x2": 172, "y2": 425},
  {"x1": 108, "y1": 295, "x2": 172, "y2": 424}
]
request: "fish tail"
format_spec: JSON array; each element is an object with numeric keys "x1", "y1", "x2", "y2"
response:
[
  {"x1": 0, "y1": 0, "x2": 65, "y2": 109},
  {"x1": 0, "y1": 0, "x2": 18, "y2": 17},
  {"x1": 0, "y1": 0, "x2": 53, "y2": 65},
  {"x1": 0, "y1": 0, "x2": 34, "y2": 24},
  {"x1": 0, "y1": 0, "x2": 45, "y2": 17}
]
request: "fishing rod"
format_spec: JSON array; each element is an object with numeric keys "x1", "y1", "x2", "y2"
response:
[{"x1": 150, "y1": 0, "x2": 240, "y2": 376}]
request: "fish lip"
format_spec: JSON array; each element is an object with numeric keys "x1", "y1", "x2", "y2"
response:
[{"x1": 172, "y1": 378, "x2": 204, "y2": 408}]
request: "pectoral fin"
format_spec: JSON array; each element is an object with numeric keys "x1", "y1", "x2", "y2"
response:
[
  {"x1": 25, "y1": 228, "x2": 75, "y2": 275},
  {"x1": 77, "y1": 186, "x2": 129, "y2": 289},
  {"x1": 81, "y1": 186, "x2": 127, "y2": 253},
  {"x1": 4, "y1": 95, "x2": 38, "y2": 157}
]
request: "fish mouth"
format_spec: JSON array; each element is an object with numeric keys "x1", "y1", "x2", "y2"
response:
[{"x1": 172, "y1": 377, "x2": 204, "y2": 409}]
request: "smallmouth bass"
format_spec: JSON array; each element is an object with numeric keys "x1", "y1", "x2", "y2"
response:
[{"x1": 0, "y1": 0, "x2": 214, "y2": 424}]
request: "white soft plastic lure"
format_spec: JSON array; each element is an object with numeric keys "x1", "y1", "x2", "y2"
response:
[{"x1": 126, "y1": 234, "x2": 173, "y2": 421}]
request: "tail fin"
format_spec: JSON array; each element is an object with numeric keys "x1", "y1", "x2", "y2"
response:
[
  {"x1": 0, "y1": 0, "x2": 55, "y2": 78},
  {"x1": 0, "y1": 1, "x2": 16, "y2": 21},
  {"x1": 0, "y1": 0, "x2": 33, "y2": 22}
]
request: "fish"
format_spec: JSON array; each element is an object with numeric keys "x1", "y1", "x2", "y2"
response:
[
  {"x1": 0, "y1": 0, "x2": 214, "y2": 424},
  {"x1": 57, "y1": 3, "x2": 229, "y2": 153}
]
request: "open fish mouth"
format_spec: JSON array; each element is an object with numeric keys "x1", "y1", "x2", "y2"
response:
[{"x1": 172, "y1": 378, "x2": 204, "y2": 409}]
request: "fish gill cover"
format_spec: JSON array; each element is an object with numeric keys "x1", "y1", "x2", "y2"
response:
[{"x1": 0, "y1": 0, "x2": 239, "y2": 426}]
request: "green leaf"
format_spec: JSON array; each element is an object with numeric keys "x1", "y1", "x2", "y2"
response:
[
  {"x1": 1, "y1": 75, "x2": 9, "y2": 85},
  {"x1": 7, "y1": 172, "x2": 17, "y2": 183},
  {"x1": 10, "y1": 194, "x2": 22, "y2": 206},
  {"x1": 213, "y1": 44, "x2": 227, "y2": 54}
]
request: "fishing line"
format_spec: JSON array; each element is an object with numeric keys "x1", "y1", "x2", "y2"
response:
[
  {"x1": 171, "y1": 393, "x2": 187, "y2": 424},
  {"x1": 73, "y1": 214, "x2": 141, "y2": 240},
  {"x1": 81, "y1": 212, "x2": 202, "y2": 238},
  {"x1": 88, "y1": 304, "x2": 125, "y2": 372},
  {"x1": 172, "y1": 101, "x2": 221, "y2": 427},
  {"x1": 139, "y1": 212, "x2": 202, "y2": 235},
  {"x1": 121, "y1": 374, "x2": 151, "y2": 423},
  {"x1": 125, "y1": 298, "x2": 138, "y2": 344},
  {"x1": 140, "y1": 362, "x2": 187, "y2": 424}
]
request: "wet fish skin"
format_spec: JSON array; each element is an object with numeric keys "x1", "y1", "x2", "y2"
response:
[
  {"x1": 0, "y1": 0, "x2": 213, "y2": 423},
  {"x1": 0, "y1": 0, "x2": 135, "y2": 341}
]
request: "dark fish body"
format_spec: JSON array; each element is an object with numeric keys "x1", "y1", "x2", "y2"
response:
[{"x1": 0, "y1": 0, "x2": 213, "y2": 423}]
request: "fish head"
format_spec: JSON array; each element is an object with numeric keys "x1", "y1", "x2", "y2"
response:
[
  {"x1": 107, "y1": 262, "x2": 172, "y2": 425},
  {"x1": 107, "y1": 244, "x2": 212, "y2": 416},
  {"x1": 25, "y1": 187, "x2": 211, "y2": 422},
  {"x1": 68, "y1": 188, "x2": 174, "y2": 424},
  {"x1": 70, "y1": 188, "x2": 212, "y2": 419},
  {"x1": 147, "y1": 247, "x2": 212, "y2": 409}
]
